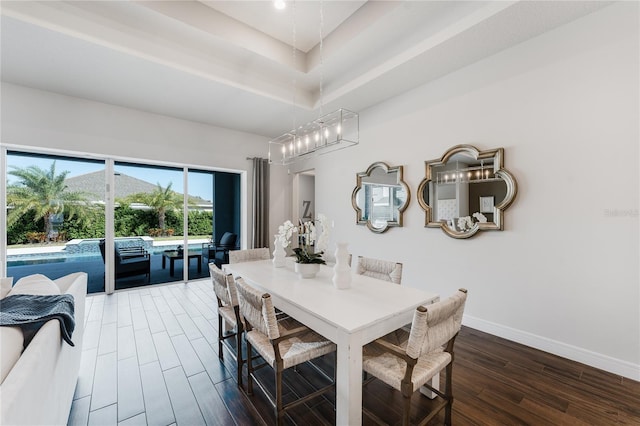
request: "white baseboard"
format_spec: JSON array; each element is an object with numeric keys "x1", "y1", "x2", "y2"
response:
[{"x1": 463, "y1": 315, "x2": 640, "y2": 381}]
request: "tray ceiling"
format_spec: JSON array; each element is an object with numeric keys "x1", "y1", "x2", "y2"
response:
[{"x1": 0, "y1": 1, "x2": 611, "y2": 137}]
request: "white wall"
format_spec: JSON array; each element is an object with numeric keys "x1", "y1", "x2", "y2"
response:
[
  {"x1": 288, "y1": 3, "x2": 639, "y2": 378},
  {"x1": 0, "y1": 82, "x2": 289, "y2": 249}
]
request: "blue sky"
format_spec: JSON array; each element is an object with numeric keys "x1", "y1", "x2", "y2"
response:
[{"x1": 6, "y1": 153, "x2": 214, "y2": 201}]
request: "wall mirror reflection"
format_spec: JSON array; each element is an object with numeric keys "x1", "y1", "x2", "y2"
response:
[
  {"x1": 417, "y1": 145, "x2": 517, "y2": 239},
  {"x1": 352, "y1": 162, "x2": 410, "y2": 233}
]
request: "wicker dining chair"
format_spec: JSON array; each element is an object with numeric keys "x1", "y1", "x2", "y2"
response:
[
  {"x1": 235, "y1": 277, "x2": 336, "y2": 425},
  {"x1": 209, "y1": 263, "x2": 244, "y2": 386},
  {"x1": 229, "y1": 247, "x2": 293, "y2": 320},
  {"x1": 228, "y1": 247, "x2": 270, "y2": 264},
  {"x1": 362, "y1": 289, "x2": 468, "y2": 426},
  {"x1": 356, "y1": 256, "x2": 403, "y2": 284}
]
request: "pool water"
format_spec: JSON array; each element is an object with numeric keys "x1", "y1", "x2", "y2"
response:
[
  {"x1": 7, "y1": 243, "x2": 203, "y2": 267},
  {"x1": 8, "y1": 254, "x2": 101, "y2": 267}
]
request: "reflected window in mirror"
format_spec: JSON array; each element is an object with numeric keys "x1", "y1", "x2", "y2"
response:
[
  {"x1": 418, "y1": 145, "x2": 517, "y2": 239},
  {"x1": 352, "y1": 162, "x2": 410, "y2": 233}
]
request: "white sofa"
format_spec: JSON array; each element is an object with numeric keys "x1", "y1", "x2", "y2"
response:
[{"x1": 0, "y1": 272, "x2": 87, "y2": 426}]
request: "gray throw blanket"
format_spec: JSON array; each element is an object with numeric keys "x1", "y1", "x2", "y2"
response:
[{"x1": 0, "y1": 294, "x2": 76, "y2": 347}]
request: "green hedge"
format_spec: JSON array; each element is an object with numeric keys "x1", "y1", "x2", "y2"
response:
[
  {"x1": 6, "y1": 210, "x2": 42, "y2": 245},
  {"x1": 7, "y1": 206, "x2": 213, "y2": 245}
]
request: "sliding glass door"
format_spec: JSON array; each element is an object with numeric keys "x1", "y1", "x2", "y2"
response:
[
  {"x1": 3, "y1": 149, "x2": 242, "y2": 294},
  {"x1": 5, "y1": 151, "x2": 106, "y2": 293},
  {"x1": 113, "y1": 162, "x2": 184, "y2": 288}
]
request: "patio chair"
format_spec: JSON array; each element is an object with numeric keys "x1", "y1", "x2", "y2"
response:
[
  {"x1": 98, "y1": 239, "x2": 151, "y2": 282},
  {"x1": 202, "y1": 232, "x2": 238, "y2": 267}
]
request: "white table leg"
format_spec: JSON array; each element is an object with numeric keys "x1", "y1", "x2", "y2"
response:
[
  {"x1": 335, "y1": 333, "x2": 362, "y2": 426},
  {"x1": 420, "y1": 372, "x2": 440, "y2": 398}
]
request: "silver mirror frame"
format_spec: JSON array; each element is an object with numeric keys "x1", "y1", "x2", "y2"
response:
[
  {"x1": 417, "y1": 145, "x2": 517, "y2": 239},
  {"x1": 352, "y1": 162, "x2": 410, "y2": 233}
]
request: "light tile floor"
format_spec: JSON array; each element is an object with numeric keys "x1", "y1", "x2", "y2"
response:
[{"x1": 68, "y1": 279, "x2": 236, "y2": 426}]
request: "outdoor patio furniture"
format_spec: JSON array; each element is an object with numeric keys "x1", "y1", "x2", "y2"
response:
[
  {"x1": 98, "y1": 240, "x2": 151, "y2": 282},
  {"x1": 202, "y1": 232, "x2": 238, "y2": 267},
  {"x1": 162, "y1": 250, "x2": 202, "y2": 277}
]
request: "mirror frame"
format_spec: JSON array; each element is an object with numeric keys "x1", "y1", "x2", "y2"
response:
[
  {"x1": 417, "y1": 144, "x2": 517, "y2": 239},
  {"x1": 351, "y1": 162, "x2": 410, "y2": 233}
]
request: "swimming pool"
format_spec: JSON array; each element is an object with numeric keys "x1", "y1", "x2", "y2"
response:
[{"x1": 7, "y1": 242, "x2": 203, "y2": 267}]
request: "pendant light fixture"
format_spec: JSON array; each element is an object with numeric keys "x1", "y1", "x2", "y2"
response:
[{"x1": 268, "y1": 0, "x2": 359, "y2": 165}]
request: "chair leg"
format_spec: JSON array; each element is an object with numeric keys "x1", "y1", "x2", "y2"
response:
[
  {"x1": 246, "y1": 340, "x2": 253, "y2": 395},
  {"x1": 217, "y1": 315, "x2": 223, "y2": 360},
  {"x1": 236, "y1": 330, "x2": 243, "y2": 388},
  {"x1": 402, "y1": 392, "x2": 411, "y2": 426},
  {"x1": 276, "y1": 368, "x2": 284, "y2": 426},
  {"x1": 444, "y1": 362, "x2": 454, "y2": 425}
]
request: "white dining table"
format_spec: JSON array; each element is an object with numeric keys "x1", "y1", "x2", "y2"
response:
[{"x1": 223, "y1": 259, "x2": 439, "y2": 425}]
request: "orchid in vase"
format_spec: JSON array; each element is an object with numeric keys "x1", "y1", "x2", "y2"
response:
[
  {"x1": 292, "y1": 214, "x2": 330, "y2": 265},
  {"x1": 276, "y1": 220, "x2": 296, "y2": 248}
]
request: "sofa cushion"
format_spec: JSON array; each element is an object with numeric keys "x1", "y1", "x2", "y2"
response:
[
  {"x1": 0, "y1": 273, "x2": 86, "y2": 426},
  {"x1": 0, "y1": 277, "x2": 13, "y2": 299},
  {"x1": 8, "y1": 274, "x2": 61, "y2": 296},
  {"x1": 0, "y1": 326, "x2": 24, "y2": 384}
]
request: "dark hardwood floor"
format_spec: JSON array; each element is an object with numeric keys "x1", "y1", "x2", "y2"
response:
[{"x1": 69, "y1": 281, "x2": 640, "y2": 426}]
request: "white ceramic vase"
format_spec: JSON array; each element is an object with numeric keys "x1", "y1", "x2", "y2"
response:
[
  {"x1": 332, "y1": 242, "x2": 351, "y2": 289},
  {"x1": 295, "y1": 262, "x2": 320, "y2": 279},
  {"x1": 272, "y1": 235, "x2": 286, "y2": 268}
]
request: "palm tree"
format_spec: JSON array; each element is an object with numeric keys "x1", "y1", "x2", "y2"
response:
[
  {"x1": 6, "y1": 162, "x2": 94, "y2": 240},
  {"x1": 124, "y1": 182, "x2": 183, "y2": 233}
]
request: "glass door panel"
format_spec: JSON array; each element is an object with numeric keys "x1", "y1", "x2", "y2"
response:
[
  {"x1": 187, "y1": 169, "x2": 214, "y2": 280},
  {"x1": 113, "y1": 162, "x2": 183, "y2": 289},
  {"x1": 6, "y1": 151, "x2": 106, "y2": 293}
]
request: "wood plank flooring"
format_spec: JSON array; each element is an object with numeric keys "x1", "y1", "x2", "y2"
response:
[{"x1": 68, "y1": 280, "x2": 640, "y2": 426}]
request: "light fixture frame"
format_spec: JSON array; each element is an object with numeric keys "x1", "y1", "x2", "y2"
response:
[{"x1": 268, "y1": 108, "x2": 359, "y2": 165}]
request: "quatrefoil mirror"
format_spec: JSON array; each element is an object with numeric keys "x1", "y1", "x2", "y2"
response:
[
  {"x1": 352, "y1": 162, "x2": 410, "y2": 233},
  {"x1": 417, "y1": 145, "x2": 517, "y2": 239}
]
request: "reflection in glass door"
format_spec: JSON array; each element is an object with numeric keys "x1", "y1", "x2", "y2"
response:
[{"x1": 5, "y1": 151, "x2": 106, "y2": 293}]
